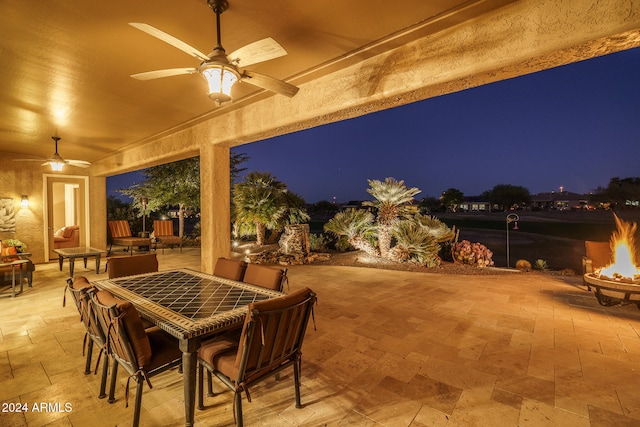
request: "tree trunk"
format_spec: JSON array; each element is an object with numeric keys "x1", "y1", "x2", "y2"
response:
[
  {"x1": 349, "y1": 236, "x2": 380, "y2": 258},
  {"x1": 255, "y1": 222, "x2": 266, "y2": 246},
  {"x1": 378, "y1": 226, "x2": 392, "y2": 259}
]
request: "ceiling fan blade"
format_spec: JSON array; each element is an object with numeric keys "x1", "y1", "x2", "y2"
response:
[
  {"x1": 240, "y1": 71, "x2": 299, "y2": 98},
  {"x1": 227, "y1": 38, "x2": 287, "y2": 68},
  {"x1": 66, "y1": 160, "x2": 91, "y2": 168},
  {"x1": 131, "y1": 68, "x2": 198, "y2": 80},
  {"x1": 12, "y1": 158, "x2": 46, "y2": 162},
  {"x1": 129, "y1": 23, "x2": 209, "y2": 61}
]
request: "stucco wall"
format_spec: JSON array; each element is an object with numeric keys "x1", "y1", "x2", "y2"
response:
[
  {"x1": 1, "y1": 154, "x2": 48, "y2": 264},
  {"x1": 0, "y1": 153, "x2": 91, "y2": 264}
]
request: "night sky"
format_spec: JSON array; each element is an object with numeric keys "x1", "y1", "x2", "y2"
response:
[{"x1": 108, "y1": 46, "x2": 640, "y2": 204}]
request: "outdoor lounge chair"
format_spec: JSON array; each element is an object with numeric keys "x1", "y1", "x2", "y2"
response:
[
  {"x1": 107, "y1": 220, "x2": 151, "y2": 256},
  {"x1": 153, "y1": 220, "x2": 182, "y2": 254},
  {"x1": 197, "y1": 287, "x2": 316, "y2": 426}
]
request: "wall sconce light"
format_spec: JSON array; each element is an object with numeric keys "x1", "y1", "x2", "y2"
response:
[{"x1": 21, "y1": 195, "x2": 29, "y2": 207}]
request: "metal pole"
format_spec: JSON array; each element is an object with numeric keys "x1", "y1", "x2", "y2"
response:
[
  {"x1": 506, "y1": 213, "x2": 519, "y2": 267},
  {"x1": 506, "y1": 218, "x2": 510, "y2": 268},
  {"x1": 140, "y1": 196, "x2": 149, "y2": 234}
]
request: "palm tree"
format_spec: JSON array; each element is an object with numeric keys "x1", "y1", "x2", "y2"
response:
[
  {"x1": 363, "y1": 178, "x2": 421, "y2": 259},
  {"x1": 232, "y1": 172, "x2": 290, "y2": 246},
  {"x1": 324, "y1": 209, "x2": 379, "y2": 257},
  {"x1": 266, "y1": 191, "x2": 311, "y2": 243}
]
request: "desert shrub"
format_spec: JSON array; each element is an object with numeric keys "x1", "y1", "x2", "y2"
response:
[
  {"x1": 452, "y1": 240, "x2": 494, "y2": 268},
  {"x1": 324, "y1": 209, "x2": 379, "y2": 256},
  {"x1": 534, "y1": 259, "x2": 549, "y2": 271},
  {"x1": 310, "y1": 233, "x2": 330, "y2": 251},
  {"x1": 334, "y1": 236, "x2": 354, "y2": 252},
  {"x1": 412, "y1": 214, "x2": 457, "y2": 242},
  {"x1": 391, "y1": 219, "x2": 441, "y2": 266}
]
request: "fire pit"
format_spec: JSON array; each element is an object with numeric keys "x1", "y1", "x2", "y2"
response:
[{"x1": 583, "y1": 214, "x2": 640, "y2": 308}]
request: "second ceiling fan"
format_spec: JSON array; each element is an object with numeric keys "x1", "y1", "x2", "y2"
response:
[{"x1": 130, "y1": 0, "x2": 299, "y2": 103}]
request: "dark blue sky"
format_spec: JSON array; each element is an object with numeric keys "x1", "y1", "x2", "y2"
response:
[{"x1": 109, "y1": 47, "x2": 640, "y2": 204}]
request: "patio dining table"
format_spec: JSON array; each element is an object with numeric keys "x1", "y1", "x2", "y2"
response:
[{"x1": 92, "y1": 268, "x2": 283, "y2": 427}]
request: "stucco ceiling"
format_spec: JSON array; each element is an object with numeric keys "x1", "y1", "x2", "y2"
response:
[{"x1": 0, "y1": 0, "x2": 518, "y2": 165}]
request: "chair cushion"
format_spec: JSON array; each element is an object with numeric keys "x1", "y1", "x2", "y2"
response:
[
  {"x1": 1, "y1": 245, "x2": 20, "y2": 261},
  {"x1": 107, "y1": 253, "x2": 158, "y2": 279},
  {"x1": 112, "y1": 237, "x2": 152, "y2": 246},
  {"x1": 243, "y1": 264, "x2": 283, "y2": 291},
  {"x1": 153, "y1": 220, "x2": 175, "y2": 237},
  {"x1": 108, "y1": 220, "x2": 133, "y2": 238},
  {"x1": 198, "y1": 335, "x2": 239, "y2": 376},
  {"x1": 214, "y1": 258, "x2": 247, "y2": 281},
  {"x1": 156, "y1": 235, "x2": 182, "y2": 244},
  {"x1": 62, "y1": 226, "x2": 78, "y2": 238},
  {"x1": 71, "y1": 276, "x2": 92, "y2": 291},
  {"x1": 94, "y1": 290, "x2": 153, "y2": 368}
]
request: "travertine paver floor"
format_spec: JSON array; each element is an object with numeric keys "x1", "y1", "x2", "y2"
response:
[{"x1": 2, "y1": 248, "x2": 640, "y2": 426}]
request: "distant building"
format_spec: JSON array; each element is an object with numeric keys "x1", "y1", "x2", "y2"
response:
[
  {"x1": 339, "y1": 200, "x2": 363, "y2": 211},
  {"x1": 530, "y1": 191, "x2": 590, "y2": 211},
  {"x1": 459, "y1": 196, "x2": 491, "y2": 212}
]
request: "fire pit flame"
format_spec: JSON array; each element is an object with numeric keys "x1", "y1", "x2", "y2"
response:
[{"x1": 597, "y1": 214, "x2": 640, "y2": 283}]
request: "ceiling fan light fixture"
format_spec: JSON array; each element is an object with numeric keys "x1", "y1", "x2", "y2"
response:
[
  {"x1": 50, "y1": 162, "x2": 65, "y2": 171},
  {"x1": 201, "y1": 64, "x2": 238, "y2": 103},
  {"x1": 50, "y1": 150, "x2": 65, "y2": 171}
]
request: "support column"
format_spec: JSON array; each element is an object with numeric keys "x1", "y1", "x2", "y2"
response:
[
  {"x1": 199, "y1": 143, "x2": 231, "y2": 274},
  {"x1": 89, "y1": 175, "x2": 107, "y2": 250}
]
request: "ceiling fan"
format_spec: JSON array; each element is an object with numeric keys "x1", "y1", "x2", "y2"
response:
[
  {"x1": 130, "y1": 0, "x2": 299, "y2": 104},
  {"x1": 13, "y1": 136, "x2": 91, "y2": 171}
]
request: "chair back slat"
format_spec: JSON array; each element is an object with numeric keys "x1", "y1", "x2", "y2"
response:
[
  {"x1": 235, "y1": 288, "x2": 315, "y2": 383},
  {"x1": 153, "y1": 220, "x2": 174, "y2": 236},
  {"x1": 108, "y1": 220, "x2": 133, "y2": 238}
]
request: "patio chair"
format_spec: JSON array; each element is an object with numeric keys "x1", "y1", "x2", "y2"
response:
[
  {"x1": 153, "y1": 220, "x2": 182, "y2": 254},
  {"x1": 107, "y1": 220, "x2": 152, "y2": 256},
  {"x1": 213, "y1": 257, "x2": 247, "y2": 281},
  {"x1": 1, "y1": 243, "x2": 34, "y2": 288},
  {"x1": 90, "y1": 289, "x2": 182, "y2": 427},
  {"x1": 204, "y1": 260, "x2": 284, "y2": 395},
  {"x1": 242, "y1": 263, "x2": 288, "y2": 292},
  {"x1": 582, "y1": 240, "x2": 612, "y2": 289},
  {"x1": 63, "y1": 276, "x2": 110, "y2": 398},
  {"x1": 107, "y1": 253, "x2": 159, "y2": 279},
  {"x1": 197, "y1": 287, "x2": 316, "y2": 426}
]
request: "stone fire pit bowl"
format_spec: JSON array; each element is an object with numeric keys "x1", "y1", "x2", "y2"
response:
[{"x1": 584, "y1": 273, "x2": 640, "y2": 308}]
